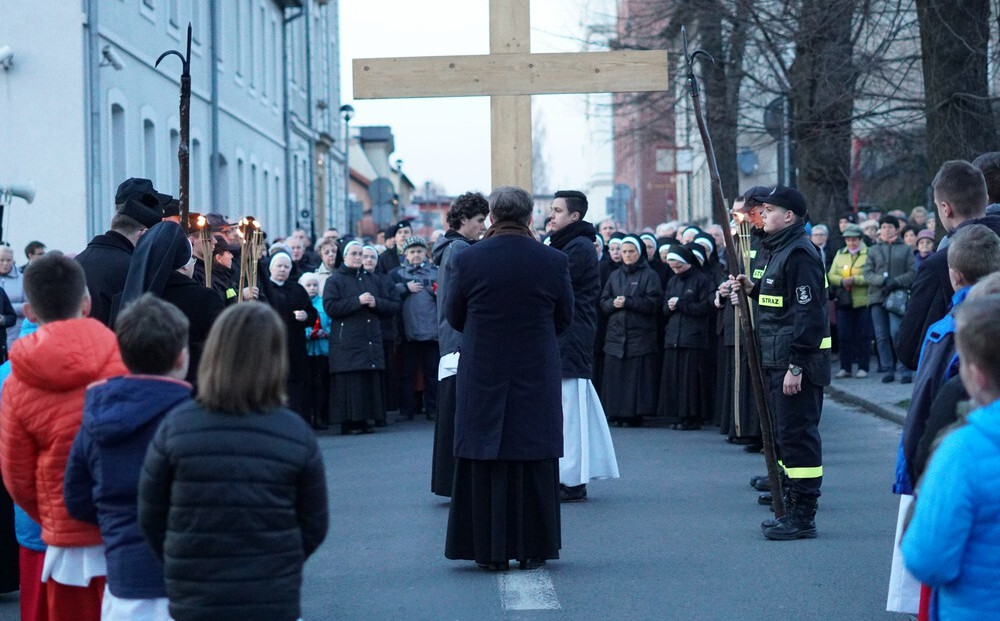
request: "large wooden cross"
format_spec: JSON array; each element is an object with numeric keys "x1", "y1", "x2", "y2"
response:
[{"x1": 352, "y1": 0, "x2": 669, "y2": 191}]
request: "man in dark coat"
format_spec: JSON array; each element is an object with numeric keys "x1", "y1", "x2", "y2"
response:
[
  {"x1": 546, "y1": 190, "x2": 618, "y2": 503},
  {"x1": 429, "y1": 192, "x2": 489, "y2": 497},
  {"x1": 444, "y1": 186, "x2": 574, "y2": 571},
  {"x1": 895, "y1": 160, "x2": 1000, "y2": 370},
  {"x1": 75, "y1": 178, "x2": 166, "y2": 325}
]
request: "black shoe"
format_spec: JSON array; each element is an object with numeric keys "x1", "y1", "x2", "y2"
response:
[
  {"x1": 757, "y1": 492, "x2": 773, "y2": 506},
  {"x1": 477, "y1": 561, "x2": 509, "y2": 571},
  {"x1": 753, "y1": 478, "x2": 772, "y2": 492},
  {"x1": 518, "y1": 558, "x2": 546, "y2": 571},
  {"x1": 680, "y1": 422, "x2": 701, "y2": 430},
  {"x1": 750, "y1": 474, "x2": 768, "y2": 488},
  {"x1": 745, "y1": 443, "x2": 763, "y2": 453},
  {"x1": 900, "y1": 374, "x2": 913, "y2": 384},
  {"x1": 762, "y1": 513, "x2": 817, "y2": 540},
  {"x1": 374, "y1": 420, "x2": 388, "y2": 428},
  {"x1": 882, "y1": 373, "x2": 895, "y2": 383},
  {"x1": 560, "y1": 484, "x2": 587, "y2": 503}
]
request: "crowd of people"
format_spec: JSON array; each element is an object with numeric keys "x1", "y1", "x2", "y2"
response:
[{"x1": 0, "y1": 151, "x2": 997, "y2": 619}]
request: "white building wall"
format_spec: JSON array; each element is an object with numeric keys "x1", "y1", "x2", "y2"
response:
[{"x1": 0, "y1": 1, "x2": 87, "y2": 255}]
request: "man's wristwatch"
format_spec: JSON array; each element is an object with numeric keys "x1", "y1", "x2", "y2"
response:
[{"x1": 788, "y1": 364, "x2": 803, "y2": 376}]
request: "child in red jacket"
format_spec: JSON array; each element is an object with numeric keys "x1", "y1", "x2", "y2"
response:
[{"x1": 0, "y1": 255, "x2": 127, "y2": 621}]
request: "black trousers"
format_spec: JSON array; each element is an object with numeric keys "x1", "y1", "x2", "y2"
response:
[
  {"x1": 765, "y1": 368, "x2": 823, "y2": 499},
  {"x1": 400, "y1": 340, "x2": 439, "y2": 417}
]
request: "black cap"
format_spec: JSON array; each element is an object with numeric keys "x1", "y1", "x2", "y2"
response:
[
  {"x1": 118, "y1": 196, "x2": 164, "y2": 228},
  {"x1": 751, "y1": 185, "x2": 807, "y2": 217},
  {"x1": 162, "y1": 197, "x2": 180, "y2": 218},
  {"x1": 115, "y1": 178, "x2": 157, "y2": 205},
  {"x1": 205, "y1": 213, "x2": 234, "y2": 230},
  {"x1": 839, "y1": 211, "x2": 858, "y2": 224},
  {"x1": 212, "y1": 234, "x2": 238, "y2": 256},
  {"x1": 391, "y1": 220, "x2": 413, "y2": 236},
  {"x1": 741, "y1": 185, "x2": 774, "y2": 205}
]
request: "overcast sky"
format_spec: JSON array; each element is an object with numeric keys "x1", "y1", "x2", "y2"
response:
[{"x1": 338, "y1": 0, "x2": 616, "y2": 197}]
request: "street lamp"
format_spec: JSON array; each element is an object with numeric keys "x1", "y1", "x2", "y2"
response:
[{"x1": 339, "y1": 103, "x2": 355, "y2": 234}]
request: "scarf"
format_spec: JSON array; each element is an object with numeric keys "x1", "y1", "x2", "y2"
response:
[
  {"x1": 548, "y1": 220, "x2": 597, "y2": 251},
  {"x1": 483, "y1": 220, "x2": 535, "y2": 239}
]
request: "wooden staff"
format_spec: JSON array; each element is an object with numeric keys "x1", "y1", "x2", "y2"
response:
[
  {"x1": 195, "y1": 215, "x2": 213, "y2": 289},
  {"x1": 156, "y1": 24, "x2": 193, "y2": 233},
  {"x1": 682, "y1": 26, "x2": 785, "y2": 517},
  {"x1": 238, "y1": 217, "x2": 262, "y2": 302}
]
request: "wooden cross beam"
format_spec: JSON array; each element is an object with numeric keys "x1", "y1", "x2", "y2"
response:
[{"x1": 352, "y1": 0, "x2": 668, "y2": 192}]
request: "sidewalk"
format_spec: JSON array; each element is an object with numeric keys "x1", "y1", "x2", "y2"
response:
[{"x1": 824, "y1": 362, "x2": 911, "y2": 425}]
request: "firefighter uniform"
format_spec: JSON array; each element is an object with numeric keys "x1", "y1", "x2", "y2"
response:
[{"x1": 747, "y1": 187, "x2": 831, "y2": 540}]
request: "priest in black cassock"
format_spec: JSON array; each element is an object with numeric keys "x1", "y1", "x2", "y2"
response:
[{"x1": 444, "y1": 186, "x2": 574, "y2": 571}]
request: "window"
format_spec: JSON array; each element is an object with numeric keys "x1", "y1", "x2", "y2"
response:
[
  {"x1": 270, "y1": 18, "x2": 278, "y2": 100},
  {"x1": 143, "y1": 119, "x2": 157, "y2": 182},
  {"x1": 191, "y1": 138, "x2": 202, "y2": 209},
  {"x1": 249, "y1": 1, "x2": 257, "y2": 89},
  {"x1": 258, "y1": 5, "x2": 266, "y2": 96},
  {"x1": 237, "y1": 157, "x2": 245, "y2": 212},
  {"x1": 111, "y1": 104, "x2": 126, "y2": 196},
  {"x1": 169, "y1": 129, "x2": 179, "y2": 191},
  {"x1": 236, "y1": 1, "x2": 244, "y2": 77},
  {"x1": 168, "y1": 0, "x2": 178, "y2": 27},
  {"x1": 251, "y1": 163, "x2": 258, "y2": 215},
  {"x1": 217, "y1": 155, "x2": 229, "y2": 211}
]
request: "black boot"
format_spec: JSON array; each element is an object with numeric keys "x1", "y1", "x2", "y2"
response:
[
  {"x1": 560, "y1": 483, "x2": 587, "y2": 503},
  {"x1": 762, "y1": 495, "x2": 817, "y2": 540}
]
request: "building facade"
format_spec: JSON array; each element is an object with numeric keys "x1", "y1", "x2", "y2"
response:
[{"x1": 0, "y1": 0, "x2": 344, "y2": 254}]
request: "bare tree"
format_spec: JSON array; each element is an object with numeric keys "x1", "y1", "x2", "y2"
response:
[{"x1": 532, "y1": 113, "x2": 550, "y2": 194}]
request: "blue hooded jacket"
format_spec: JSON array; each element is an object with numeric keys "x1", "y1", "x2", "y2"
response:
[
  {"x1": 64, "y1": 375, "x2": 191, "y2": 598},
  {"x1": 902, "y1": 398, "x2": 1000, "y2": 620}
]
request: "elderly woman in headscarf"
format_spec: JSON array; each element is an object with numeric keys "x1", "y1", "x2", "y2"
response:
[
  {"x1": 323, "y1": 241, "x2": 399, "y2": 434},
  {"x1": 115, "y1": 221, "x2": 225, "y2": 385},
  {"x1": 657, "y1": 244, "x2": 716, "y2": 430},
  {"x1": 599, "y1": 235, "x2": 663, "y2": 427},
  {"x1": 266, "y1": 252, "x2": 318, "y2": 418}
]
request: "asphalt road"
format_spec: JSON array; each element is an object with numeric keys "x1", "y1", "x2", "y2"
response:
[{"x1": 0, "y1": 398, "x2": 904, "y2": 620}]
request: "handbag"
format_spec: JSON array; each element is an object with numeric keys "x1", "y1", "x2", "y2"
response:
[
  {"x1": 883, "y1": 288, "x2": 908, "y2": 316},
  {"x1": 835, "y1": 287, "x2": 853, "y2": 309}
]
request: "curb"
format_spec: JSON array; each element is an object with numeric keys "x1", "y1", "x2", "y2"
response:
[{"x1": 825, "y1": 384, "x2": 905, "y2": 426}]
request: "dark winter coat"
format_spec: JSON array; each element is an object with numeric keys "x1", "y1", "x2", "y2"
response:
[
  {"x1": 390, "y1": 261, "x2": 439, "y2": 342},
  {"x1": 600, "y1": 261, "x2": 663, "y2": 359},
  {"x1": 323, "y1": 265, "x2": 399, "y2": 373},
  {"x1": 896, "y1": 214, "x2": 1000, "y2": 370},
  {"x1": 662, "y1": 267, "x2": 716, "y2": 350},
  {"x1": 376, "y1": 248, "x2": 405, "y2": 274},
  {"x1": 549, "y1": 222, "x2": 600, "y2": 379},
  {"x1": 447, "y1": 232, "x2": 574, "y2": 461},
  {"x1": 160, "y1": 272, "x2": 225, "y2": 385},
  {"x1": 64, "y1": 376, "x2": 192, "y2": 599},
  {"x1": 74, "y1": 231, "x2": 134, "y2": 326},
  {"x1": 432, "y1": 231, "x2": 473, "y2": 355},
  {"x1": 862, "y1": 239, "x2": 916, "y2": 305},
  {"x1": 267, "y1": 280, "x2": 319, "y2": 379},
  {"x1": 138, "y1": 400, "x2": 327, "y2": 621}
]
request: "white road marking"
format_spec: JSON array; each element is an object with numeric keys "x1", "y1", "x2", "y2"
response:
[{"x1": 498, "y1": 568, "x2": 561, "y2": 610}]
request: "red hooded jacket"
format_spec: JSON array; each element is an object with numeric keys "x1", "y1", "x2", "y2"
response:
[{"x1": 1, "y1": 317, "x2": 126, "y2": 547}]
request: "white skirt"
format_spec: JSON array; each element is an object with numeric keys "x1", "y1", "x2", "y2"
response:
[{"x1": 560, "y1": 378, "x2": 620, "y2": 486}]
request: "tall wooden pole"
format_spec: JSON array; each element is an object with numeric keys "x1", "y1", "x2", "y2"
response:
[
  {"x1": 682, "y1": 26, "x2": 785, "y2": 518},
  {"x1": 156, "y1": 24, "x2": 193, "y2": 233}
]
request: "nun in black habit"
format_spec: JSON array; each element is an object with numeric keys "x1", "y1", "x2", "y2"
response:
[
  {"x1": 114, "y1": 221, "x2": 225, "y2": 385},
  {"x1": 657, "y1": 244, "x2": 716, "y2": 429},
  {"x1": 600, "y1": 236, "x2": 663, "y2": 427},
  {"x1": 266, "y1": 251, "x2": 318, "y2": 417}
]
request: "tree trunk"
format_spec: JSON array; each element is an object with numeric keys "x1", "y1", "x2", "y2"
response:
[
  {"x1": 788, "y1": 0, "x2": 856, "y2": 228},
  {"x1": 915, "y1": 0, "x2": 996, "y2": 176},
  {"x1": 698, "y1": 0, "x2": 748, "y2": 210}
]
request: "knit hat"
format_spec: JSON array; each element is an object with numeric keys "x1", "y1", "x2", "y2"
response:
[{"x1": 402, "y1": 236, "x2": 427, "y2": 252}]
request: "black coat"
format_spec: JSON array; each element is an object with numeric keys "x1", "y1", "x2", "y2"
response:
[
  {"x1": 323, "y1": 265, "x2": 399, "y2": 373},
  {"x1": 161, "y1": 272, "x2": 225, "y2": 385},
  {"x1": 553, "y1": 233, "x2": 600, "y2": 379},
  {"x1": 600, "y1": 261, "x2": 663, "y2": 359},
  {"x1": 267, "y1": 280, "x2": 319, "y2": 379},
  {"x1": 138, "y1": 401, "x2": 328, "y2": 621},
  {"x1": 376, "y1": 248, "x2": 404, "y2": 274},
  {"x1": 662, "y1": 267, "x2": 716, "y2": 350},
  {"x1": 896, "y1": 214, "x2": 1000, "y2": 370},
  {"x1": 74, "y1": 231, "x2": 134, "y2": 326},
  {"x1": 447, "y1": 233, "x2": 574, "y2": 461}
]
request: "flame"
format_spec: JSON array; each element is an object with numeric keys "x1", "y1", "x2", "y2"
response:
[{"x1": 196, "y1": 215, "x2": 207, "y2": 228}]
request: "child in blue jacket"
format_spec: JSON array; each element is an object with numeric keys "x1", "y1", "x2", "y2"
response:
[{"x1": 902, "y1": 294, "x2": 1000, "y2": 620}]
